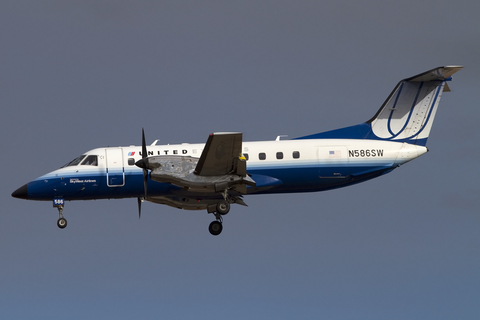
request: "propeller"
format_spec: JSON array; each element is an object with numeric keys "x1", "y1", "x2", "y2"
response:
[{"x1": 135, "y1": 128, "x2": 149, "y2": 219}]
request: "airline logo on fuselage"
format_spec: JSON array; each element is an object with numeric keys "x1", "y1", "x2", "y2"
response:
[{"x1": 133, "y1": 150, "x2": 189, "y2": 156}]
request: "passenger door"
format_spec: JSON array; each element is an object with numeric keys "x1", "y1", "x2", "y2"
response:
[{"x1": 106, "y1": 148, "x2": 125, "y2": 187}]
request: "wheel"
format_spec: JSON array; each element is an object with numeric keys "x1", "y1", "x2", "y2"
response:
[
  {"x1": 208, "y1": 221, "x2": 223, "y2": 236},
  {"x1": 216, "y1": 201, "x2": 230, "y2": 215},
  {"x1": 57, "y1": 217, "x2": 67, "y2": 229}
]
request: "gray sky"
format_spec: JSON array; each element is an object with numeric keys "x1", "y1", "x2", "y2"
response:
[{"x1": 1, "y1": 1, "x2": 479, "y2": 319}]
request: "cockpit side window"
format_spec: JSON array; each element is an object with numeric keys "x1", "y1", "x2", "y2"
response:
[
  {"x1": 81, "y1": 155, "x2": 98, "y2": 166},
  {"x1": 62, "y1": 155, "x2": 86, "y2": 168}
]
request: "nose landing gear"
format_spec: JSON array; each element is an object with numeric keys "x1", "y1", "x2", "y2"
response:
[
  {"x1": 57, "y1": 217, "x2": 67, "y2": 228},
  {"x1": 53, "y1": 199, "x2": 67, "y2": 229}
]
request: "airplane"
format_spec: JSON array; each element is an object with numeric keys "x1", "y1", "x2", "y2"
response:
[{"x1": 12, "y1": 66, "x2": 462, "y2": 235}]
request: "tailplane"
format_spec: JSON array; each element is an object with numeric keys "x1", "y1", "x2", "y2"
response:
[{"x1": 297, "y1": 66, "x2": 463, "y2": 146}]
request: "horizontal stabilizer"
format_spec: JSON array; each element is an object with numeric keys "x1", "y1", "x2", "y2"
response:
[{"x1": 404, "y1": 66, "x2": 463, "y2": 82}]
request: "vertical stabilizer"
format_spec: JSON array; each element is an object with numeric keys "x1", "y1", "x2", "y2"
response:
[
  {"x1": 296, "y1": 66, "x2": 462, "y2": 145},
  {"x1": 367, "y1": 66, "x2": 463, "y2": 145}
]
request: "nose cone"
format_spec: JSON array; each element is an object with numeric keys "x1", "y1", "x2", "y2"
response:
[{"x1": 12, "y1": 184, "x2": 28, "y2": 199}]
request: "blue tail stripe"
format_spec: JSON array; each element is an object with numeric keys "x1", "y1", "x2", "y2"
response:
[
  {"x1": 387, "y1": 82, "x2": 423, "y2": 139},
  {"x1": 387, "y1": 82, "x2": 405, "y2": 136}
]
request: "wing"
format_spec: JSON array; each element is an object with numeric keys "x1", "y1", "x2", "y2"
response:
[{"x1": 194, "y1": 132, "x2": 243, "y2": 176}]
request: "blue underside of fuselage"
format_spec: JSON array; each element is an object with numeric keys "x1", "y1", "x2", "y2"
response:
[{"x1": 22, "y1": 164, "x2": 396, "y2": 201}]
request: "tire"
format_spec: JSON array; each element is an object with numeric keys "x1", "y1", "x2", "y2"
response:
[
  {"x1": 208, "y1": 221, "x2": 223, "y2": 236},
  {"x1": 57, "y1": 218, "x2": 67, "y2": 229},
  {"x1": 216, "y1": 201, "x2": 230, "y2": 215}
]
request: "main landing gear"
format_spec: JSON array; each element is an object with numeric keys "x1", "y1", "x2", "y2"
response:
[
  {"x1": 208, "y1": 200, "x2": 230, "y2": 236},
  {"x1": 209, "y1": 220, "x2": 223, "y2": 236}
]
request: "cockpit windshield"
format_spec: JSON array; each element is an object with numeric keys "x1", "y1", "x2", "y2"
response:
[
  {"x1": 61, "y1": 154, "x2": 99, "y2": 168},
  {"x1": 81, "y1": 155, "x2": 98, "y2": 166},
  {"x1": 61, "y1": 155, "x2": 86, "y2": 168}
]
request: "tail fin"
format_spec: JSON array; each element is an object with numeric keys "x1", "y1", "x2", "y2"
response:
[
  {"x1": 296, "y1": 66, "x2": 462, "y2": 146},
  {"x1": 366, "y1": 66, "x2": 463, "y2": 145}
]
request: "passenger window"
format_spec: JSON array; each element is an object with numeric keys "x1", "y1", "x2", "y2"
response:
[
  {"x1": 259, "y1": 153, "x2": 266, "y2": 160},
  {"x1": 81, "y1": 155, "x2": 98, "y2": 166},
  {"x1": 293, "y1": 151, "x2": 300, "y2": 159},
  {"x1": 243, "y1": 153, "x2": 249, "y2": 160},
  {"x1": 128, "y1": 158, "x2": 135, "y2": 166},
  {"x1": 276, "y1": 152, "x2": 283, "y2": 159}
]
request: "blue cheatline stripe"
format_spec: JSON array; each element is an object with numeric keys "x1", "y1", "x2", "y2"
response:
[{"x1": 26, "y1": 161, "x2": 397, "y2": 200}]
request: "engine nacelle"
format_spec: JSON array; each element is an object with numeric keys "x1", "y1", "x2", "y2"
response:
[{"x1": 142, "y1": 155, "x2": 255, "y2": 193}]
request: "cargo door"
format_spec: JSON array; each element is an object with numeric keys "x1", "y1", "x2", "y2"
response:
[{"x1": 316, "y1": 146, "x2": 349, "y2": 179}]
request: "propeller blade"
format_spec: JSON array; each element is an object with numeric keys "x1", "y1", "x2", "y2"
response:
[
  {"x1": 135, "y1": 129, "x2": 149, "y2": 219},
  {"x1": 142, "y1": 128, "x2": 147, "y2": 160},
  {"x1": 143, "y1": 167, "x2": 148, "y2": 199},
  {"x1": 141, "y1": 128, "x2": 148, "y2": 199},
  {"x1": 137, "y1": 197, "x2": 142, "y2": 219}
]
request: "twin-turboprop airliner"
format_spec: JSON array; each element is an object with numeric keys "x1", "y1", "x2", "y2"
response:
[{"x1": 12, "y1": 66, "x2": 462, "y2": 235}]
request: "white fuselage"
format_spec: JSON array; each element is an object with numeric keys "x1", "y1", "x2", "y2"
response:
[{"x1": 24, "y1": 138, "x2": 426, "y2": 202}]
